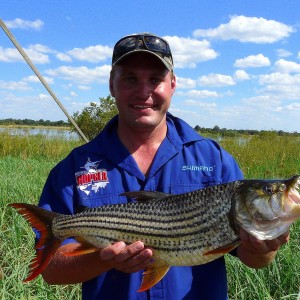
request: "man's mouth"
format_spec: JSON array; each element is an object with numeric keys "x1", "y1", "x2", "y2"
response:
[{"x1": 131, "y1": 105, "x2": 156, "y2": 109}]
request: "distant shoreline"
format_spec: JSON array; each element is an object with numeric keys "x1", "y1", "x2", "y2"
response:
[{"x1": 0, "y1": 124, "x2": 71, "y2": 131}]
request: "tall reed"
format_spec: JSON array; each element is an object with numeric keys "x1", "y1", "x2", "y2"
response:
[{"x1": 0, "y1": 130, "x2": 82, "y2": 160}]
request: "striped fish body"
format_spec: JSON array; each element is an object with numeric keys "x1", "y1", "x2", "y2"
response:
[
  {"x1": 53, "y1": 181, "x2": 239, "y2": 267},
  {"x1": 9, "y1": 175, "x2": 300, "y2": 291}
]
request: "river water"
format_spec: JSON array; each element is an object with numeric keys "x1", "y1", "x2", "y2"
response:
[{"x1": 0, "y1": 127, "x2": 80, "y2": 140}]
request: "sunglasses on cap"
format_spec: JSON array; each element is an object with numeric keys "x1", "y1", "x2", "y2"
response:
[{"x1": 112, "y1": 34, "x2": 173, "y2": 71}]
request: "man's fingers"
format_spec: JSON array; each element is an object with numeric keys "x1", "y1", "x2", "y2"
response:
[
  {"x1": 115, "y1": 241, "x2": 145, "y2": 262},
  {"x1": 100, "y1": 241, "x2": 126, "y2": 260},
  {"x1": 115, "y1": 249, "x2": 153, "y2": 273},
  {"x1": 99, "y1": 241, "x2": 154, "y2": 273}
]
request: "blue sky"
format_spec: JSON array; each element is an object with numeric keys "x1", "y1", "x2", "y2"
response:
[{"x1": 1, "y1": 0, "x2": 300, "y2": 132}]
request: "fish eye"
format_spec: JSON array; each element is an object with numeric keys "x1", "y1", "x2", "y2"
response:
[{"x1": 263, "y1": 184, "x2": 274, "y2": 195}]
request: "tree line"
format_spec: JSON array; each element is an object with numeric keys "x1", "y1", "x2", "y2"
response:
[
  {"x1": 0, "y1": 118, "x2": 68, "y2": 127},
  {"x1": 194, "y1": 125, "x2": 300, "y2": 137}
]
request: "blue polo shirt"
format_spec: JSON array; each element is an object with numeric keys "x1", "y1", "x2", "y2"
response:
[{"x1": 39, "y1": 113, "x2": 243, "y2": 300}]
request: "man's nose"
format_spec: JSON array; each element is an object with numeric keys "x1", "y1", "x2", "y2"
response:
[{"x1": 136, "y1": 82, "x2": 152, "y2": 99}]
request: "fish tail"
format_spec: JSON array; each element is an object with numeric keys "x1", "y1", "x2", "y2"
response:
[{"x1": 9, "y1": 203, "x2": 61, "y2": 282}]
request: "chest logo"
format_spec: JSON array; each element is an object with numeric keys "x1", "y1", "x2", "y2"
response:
[{"x1": 75, "y1": 158, "x2": 109, "y2": 195}]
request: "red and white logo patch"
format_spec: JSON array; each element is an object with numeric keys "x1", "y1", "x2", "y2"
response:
[{"x1": 75, "y1": 158, "x2": 109, "y2": 195}]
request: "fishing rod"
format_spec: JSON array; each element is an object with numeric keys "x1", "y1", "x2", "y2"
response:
[{"x1": 0, "y1": 18, "x2": 89, "y2": 143}]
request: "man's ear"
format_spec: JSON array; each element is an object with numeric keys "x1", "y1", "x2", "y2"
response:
[
  {"x1": 171, "y1": 74, "x2": 176, "y2": 95},
  {"x1": 109, "y1": 76, "x2": 115, "y2": 97}
]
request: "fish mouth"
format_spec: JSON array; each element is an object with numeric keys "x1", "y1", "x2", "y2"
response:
[{"x1": 285, "y1": 175, "x2": 300, "y2": 213}]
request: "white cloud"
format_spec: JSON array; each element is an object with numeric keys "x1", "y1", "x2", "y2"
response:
[
  {"x1": 234, "y1": 54, "x2": 270, "y2": 68},
  {"x1": 274, "y1": 59, "x2": 300, "y2": 73},
  {"x1": 286, "y1": 102, "x2": 300, "y2": 110},
  {"x1": 259, "y1": 72, "x2": 300, "y2": 85},
  {"x1": 258, "y1": 72, "x2": 300, "y2": 100},
  {"x1": 56, "y1": 53, "x2": 73, "y2": 62},
  {"x1": 78, "y1": 85, "x2": 91, "y2": 90},
  {"x1": 0, "y1": 92, "x2": 66, "y2": 121},
  {"x1": 176, "y1": 77, "x2": 196, "y2": 89},
  {"x1": 38, "y1": 93, "x2": 51, "y2": 100},
  {"x1": 67, "y1": 45, "x2": 112, "y2": 63},
  {"x1": 276, "y1": 49, "x2": 292, "y2": 58},
  {"x1": 0, "y1": 47, "x2": 23, "y2": 62},
  {"x1": 0, "y1": 46, "x2": 49, "y2": 64},
  {"x1": 45, "y1": 65, "x2": 111, "y2": 84},
  {"x1": 240, "y1": 95, "x2": 300, "y2": 129},
  {"x1": 233, "y1": 70, "x2": 250, "y2": 81},
  {"x1": 164, "y1": 36, "x2": 218, "y2": 68},
  {"x1": 24, "y1": 48, "x2": 50, "y2": 64},
  {"x1": 23, "y1": 75, "x2": 54, "y2": 84},
  {"x1": 4, "y1": 18, "x2": 44, "y2": 30},
  {"x1": 184, "y1": 99, "x2": 217, "y2": 108},
  {"x1": 0, "y1": 80, "x2": 31, "y2": 91},
  {"x1": 193, "y1": 15, "x2": 294, "y2": 43},
  {"x1": 241, "y1": 95, "x2": 280, "y2": 108},
  {"x1": 177, "y1": 89, "x2": 220, "y2": 98},
  {"x1": 198, "y1": 73, "x2": 235, "y2": 87},
  {"x1": 28, "y1": 44, "x2": 53, "y2": 53}
]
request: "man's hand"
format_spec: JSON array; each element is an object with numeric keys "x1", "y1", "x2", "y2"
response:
[
  {"x1": 237, "y1": 228, "x2": 290, "y2": 268},
  {"x1": 100, "y1": 241, "x2": 153, "y2": 273}
]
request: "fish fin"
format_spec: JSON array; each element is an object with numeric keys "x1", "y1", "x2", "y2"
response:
[
  {"x1": 121, "y1": 191, "x2": 170, "y2": 202},
  {"x1": 63, "y1": 238, "x2": 100, "y2": 256},
  {"x1": 203, "y1": 240, "x2": 240, "y2": 256},
  {"x1": 9, "y1": 203, "x2": 61, "y2": 282},
  {"x1": 137, "y1": 265, "x2": 170, "y2": 292}
]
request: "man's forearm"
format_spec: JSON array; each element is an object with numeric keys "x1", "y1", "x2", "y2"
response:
[
  {"x1": 42, "y1": 240, "x2": 153, "y2": 284},
  {"x1": 42, "y1": 243, "x2": 111, "y2": 284}
]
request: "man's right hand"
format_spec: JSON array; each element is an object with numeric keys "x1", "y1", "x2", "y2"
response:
[{"x1": 100, "y1": 241, "x2": 153, "y2": 273}]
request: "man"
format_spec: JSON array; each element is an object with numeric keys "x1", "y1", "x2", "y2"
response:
[{"x1": 39, "y1": 33, "x2": 289, "y2": 299}]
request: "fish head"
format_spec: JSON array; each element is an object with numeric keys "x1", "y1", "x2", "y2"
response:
[{"x1": 235, "y1": 175, "x2": 300, "y2": 240}]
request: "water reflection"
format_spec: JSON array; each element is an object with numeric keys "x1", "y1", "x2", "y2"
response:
[
  {"x1": 208, "y1": 135, "x2": 250, "y2": 146},
  {"x1": 0, "y1": 127, "x2": 80, "y2": 140}
]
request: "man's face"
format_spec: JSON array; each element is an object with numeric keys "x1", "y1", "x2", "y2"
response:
[{"x1": 110, "y1": 52, "x2": 176, "y2": 132}]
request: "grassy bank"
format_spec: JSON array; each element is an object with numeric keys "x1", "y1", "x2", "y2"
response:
[{"x1": 0, "y1": 132, "x2": 299, "y2": 299}]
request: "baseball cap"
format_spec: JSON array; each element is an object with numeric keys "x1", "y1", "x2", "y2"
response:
[{"x1": 112, "y1": 33, "x2": 173, "y2": 71}]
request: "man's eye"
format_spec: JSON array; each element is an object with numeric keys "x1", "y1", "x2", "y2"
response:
[
  {"x1": 151, "y1": 78, "x2": 161, "y2": 84},
  {"x1": 125, "y1": 77, "x2": 136, "y2": 83}
]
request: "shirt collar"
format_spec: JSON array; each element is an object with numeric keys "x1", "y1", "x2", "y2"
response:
[{"x1": 78, "y1": 112, "x2": 204, "y2": 157}]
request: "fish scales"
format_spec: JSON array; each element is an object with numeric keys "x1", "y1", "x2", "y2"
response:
[{"x1": 52, "y1": 182, "x2": 239, "y2": 265}]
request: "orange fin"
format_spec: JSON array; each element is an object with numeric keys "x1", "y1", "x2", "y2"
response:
[
  {"x1": 137, "y1": 265, "x2": 170, "y2": 292},
  {"x1": 9, "y1": 203, "x2": 61, "y2": 282},
  {"x1": 204, "y1": 240, "x2": 240, "y2": 256},
  {"x1": 63, "y1": 240, "x2": 99, "y2": 256}
]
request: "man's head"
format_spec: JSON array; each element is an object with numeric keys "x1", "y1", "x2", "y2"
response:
[
  {"x1": 112, "y1": 33, "x2": 173, "y2": 71},
  {"x1": 110, "y1": 33, "x2": 176, "y2": 133}
]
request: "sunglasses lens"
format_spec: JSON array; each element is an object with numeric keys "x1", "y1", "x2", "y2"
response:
[
  {"x1": 144, "y1": 36, "x2": 169, "y2": 52},
  {"x1": 114, "y1": 37, "x2": 137, "y2": 58}
]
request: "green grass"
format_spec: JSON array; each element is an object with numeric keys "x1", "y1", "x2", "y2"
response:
[
  {"x1": 0, "y1": 133, "x2": 83, "y2": 299},
  {"x1": 219, "y1": 133, "x2": 300, "y2": 299},
  {"x1": 219, "y1": 134, "x2": 300, "y2": 179},
  {"x1": 0, "y1": 131, "x2": 300, "y2": 299}
]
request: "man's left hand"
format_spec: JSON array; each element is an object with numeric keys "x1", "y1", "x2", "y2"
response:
[{"x1": 237, "y1": 228, "x2": 290, "y2": 268}]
